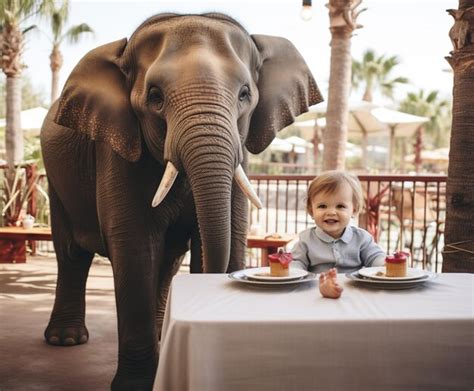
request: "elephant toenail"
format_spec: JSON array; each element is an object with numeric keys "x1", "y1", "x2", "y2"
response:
[
  {"x1": 79, "y1": 335, "x2": 88, "y2": 344},
  {"x1": 48, "y1": 336, "x2": 60, "y2": 345},
  {"x1": 63, "y1": 337, "x2": 76, "y2": 346}
]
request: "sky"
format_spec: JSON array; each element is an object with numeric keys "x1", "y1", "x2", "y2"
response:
[{"x1": 21, "y1": 0, "x2": 457, "y2": 106}]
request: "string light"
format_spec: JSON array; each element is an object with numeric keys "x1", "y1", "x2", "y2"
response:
[{"x1": 301, "y1": 0, "x2": 312, "y2": 21}]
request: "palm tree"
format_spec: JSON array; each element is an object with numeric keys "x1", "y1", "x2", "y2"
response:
[
  {"x1": 44, "y1": 1, "x2": 93, "y2": 103},
  {"x1": 399, "y1": 89, "x2": 450, "y2": 148},
  {"x1": 322, "y1": 0, "x2": 365, "y2": 170},
  {"x1": 352, "y1": 49, "x2": 408, "y2": 102},
  {"x1": 443, "y1": 0, "x2": 474, "y2": 272},
  {"x1": 1, "y1": 0, "x2": 53, "y2": 166},
  {"x1": 0, "y1": 76, "x2": 47, "y2": 117}
]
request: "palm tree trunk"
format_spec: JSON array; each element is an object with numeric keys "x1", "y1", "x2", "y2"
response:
[
  {"x1": 362, "y1": 86, "x2": 373, "y2": 102},
  {"x1": 1, "y1": 21, "x2": 25, "y2": 166},
  {"x1": 443, "y1": 0, "x2": 474, "y2": 272},
  {"x1": 322, "y1": 0, "x2": 365, "y2": 170},
  {"x1": 50, "y1": 45, "x2": 63, "y2": 103},
  {"x1": 5, "y1": 76, "x2": 24, "y2": 165},
  {"x1": 323, "y1": 29, "x2": 351, "y2": 170}
]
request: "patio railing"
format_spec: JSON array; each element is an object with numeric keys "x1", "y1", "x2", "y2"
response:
[
  {"x1": 248, "y1": 174, "x2": 447, "y2": 272},
  {"x1": 12, "y1": 169, "x2": 446, "y2": 272}
]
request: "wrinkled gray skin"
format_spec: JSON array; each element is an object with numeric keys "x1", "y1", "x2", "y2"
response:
[{"x1": 41, "y1": 13, "x2": 322, "y2": 390}]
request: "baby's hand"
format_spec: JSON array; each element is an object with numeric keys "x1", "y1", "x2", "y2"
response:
[{"x1": 319, "y1": 268, "x2": 343, "y2": 299}]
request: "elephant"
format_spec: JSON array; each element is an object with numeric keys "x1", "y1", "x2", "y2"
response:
[{"x1": 40, "y1": 12, "x2": 322, "y2": 390}]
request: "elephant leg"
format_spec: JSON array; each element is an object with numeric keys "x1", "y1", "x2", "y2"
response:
[
  {"x1": 93, "y1": 149, "x2": 160, "y2": 390},
  {"x1": 110, "y1": 253, "x2": 160, "y2": 391},
  {"x1": 45, "y1": 184, "x2": 94, "y2": 346},
  {"x1": 155, "y1": 251, "x2": 187, "y2": 341}
]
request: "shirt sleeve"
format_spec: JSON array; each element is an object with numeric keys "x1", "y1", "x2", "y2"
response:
[
  {"x1": 290, "y1": 236, "x2": 310, "y2": 270},
  {"x1": 359, "y1": 230, "x2": 386, "y2": 267}
]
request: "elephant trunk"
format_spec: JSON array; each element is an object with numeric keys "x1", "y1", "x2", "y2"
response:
[{"x1": 180, "y1": 125, "x2": 236, "y2": 272}]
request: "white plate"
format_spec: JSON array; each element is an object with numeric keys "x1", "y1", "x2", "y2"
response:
[
  {"x1": 229, "y1": 270, "x2": 316, "y2": 286},
  {"x1": 243, "y1": 267, "x2": 308, "y2": 281},
  {"x1": 358, "y1": 266, "x2": 428, "y2": 281},
  {"x1": 345, "y1": 271, "x2": 438, "y2": 290}
]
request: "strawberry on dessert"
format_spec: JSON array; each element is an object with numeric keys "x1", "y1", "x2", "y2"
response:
[
  {"x1": 385, "y1": 251, "x2": 409, "y2": 277},
  {"x1": 268, "y1": 249, "x2": 292, "y2": 277}
]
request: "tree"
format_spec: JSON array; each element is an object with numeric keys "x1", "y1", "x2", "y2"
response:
[
  {"x1": 44, "y1": 0, "x2": 93, "y2": 103},
  {"x1": 0, "y1": 0, "x2": 54, "y2": 166},
  {"x1": 0, "y1": 75, "x2": 47, "y2": 116},
  {"x1": 352, "y1": 49, "x2": 408, "y2": 103},
  {"x1": 322, "y1": 0, "x2": 365, "y2": 170},
  {"x1": 399, "y1": 89, "x2": 451, "y2": 148},
  {"x1": 0, "y1": 76, "x2": 47, "y2": 158},
  {"x1": 443, "y1": 0, "x2": 474, "y2": 272}
]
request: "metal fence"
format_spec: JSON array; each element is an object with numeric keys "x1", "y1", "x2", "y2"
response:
[
  {"x1": 17, "y1": 170, "x2": 446, "y2": 272},
  {"x1": 249, "y1": 174, "x2": 447, "y2": 272}
]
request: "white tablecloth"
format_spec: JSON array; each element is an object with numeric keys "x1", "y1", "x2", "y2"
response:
[{"x1": 154, "y1": 273, "x2": 474, "y2": 391}]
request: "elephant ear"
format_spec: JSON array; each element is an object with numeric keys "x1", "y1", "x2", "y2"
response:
[
  {"x1": 55, "y1": 38, "x2": 141, "y2": 162},
  {"x1": 246, "y1": 34, "x2": 323, "y2": 154}
]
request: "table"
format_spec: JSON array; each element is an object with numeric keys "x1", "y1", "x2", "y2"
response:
[
  {"x1": 246, "y1": 234, "x2": 296, "y2": 266},
  {"x1": 154, "y1": 273, "x2": 473, "y2": 391},
  {"x1": 0, "y1": 227, "x2": 52, "y2": 263}
]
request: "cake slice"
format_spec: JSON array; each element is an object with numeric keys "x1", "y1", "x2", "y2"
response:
[
  {"x1": 268, "y1": 249, "x2": 292, "y2": 277},
  {"x1": 385, "y1": 251, "x2": 409, "y2": 277}
]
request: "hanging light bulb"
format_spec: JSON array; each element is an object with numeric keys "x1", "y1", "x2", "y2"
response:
[{"x1": 301, "y1": 0, "x2": 312, "y2": 21}]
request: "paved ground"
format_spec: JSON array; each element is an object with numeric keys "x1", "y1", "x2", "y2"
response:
[{"x1": 0, "y1": 255, "x2": 119, "y2": 390}]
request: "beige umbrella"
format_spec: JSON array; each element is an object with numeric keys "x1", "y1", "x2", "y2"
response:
[
  {"x1": 269, "y1": 137, "x2": 306, "y2": 154},
  {"x1": 0, "y1": 107, "x2": 48, "y2": 133},
  {"x1": 295, "y1": 103, "x2": 430, "y2": 171},
  {"x1": 283, "y1": 136, "x2": 313, "y2": 149},
  {"x1": 405, "y1": 148, "x2": 449, "y2": 164},
  {"x1": 370, "y1": 108, "x2": 429, "y2": 171},
  {"x1": 294, "y1": 100, "x2": 384, "y2": 168}
]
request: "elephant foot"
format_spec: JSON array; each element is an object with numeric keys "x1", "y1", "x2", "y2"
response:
[
  {"x1": 112, "y1": 352, "x2": 158, "y2": 391},
  {"x1": 44, "y1": 323, "x2": 89, "y2": 346},
  {"x1": 111, "y1": 373, "x2": 155, "y2": 391}
]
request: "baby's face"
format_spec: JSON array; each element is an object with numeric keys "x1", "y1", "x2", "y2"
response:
[{"x1": 309, "y1": 182, "x2": 356, "y2": 239}]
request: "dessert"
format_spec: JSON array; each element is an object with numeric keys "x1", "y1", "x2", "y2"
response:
[
  {"x1": 385, "y1": 251, "x2": 409, "y2": 277},
  {"x1": 268, "y1": 249, "x2": 292, "y2": 277}
]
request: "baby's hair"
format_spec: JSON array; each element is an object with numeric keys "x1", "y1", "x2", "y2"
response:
[{"x1": 306, "y1": 170, "x2": 363, "y2": 216}]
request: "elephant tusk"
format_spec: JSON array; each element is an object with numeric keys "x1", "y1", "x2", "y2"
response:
[
  {"x1": 234, "y1": 165, "x2": 263, "y2": 210},
  {"x1": 152, "y1": 162, "x2": 179, "y2": 207}
]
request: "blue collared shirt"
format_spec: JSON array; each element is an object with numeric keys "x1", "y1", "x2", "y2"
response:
[{"x1": 291, "y1": 225, "x2": 386, "y2": 274}]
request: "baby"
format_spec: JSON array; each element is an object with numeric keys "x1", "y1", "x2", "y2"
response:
[{"x1": 291, "y1": 170, "x2": 386, "y2": 298}]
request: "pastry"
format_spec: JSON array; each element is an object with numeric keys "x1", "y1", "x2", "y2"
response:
[
  {"x1": 268, "y1": 249, "x2": 292, "y2": 277},
  {"x1": 385, "y1": 251, "x2": 409, "y2": 277}
]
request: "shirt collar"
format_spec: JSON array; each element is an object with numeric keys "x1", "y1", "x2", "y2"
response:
[{"x1": 315, "y1": 225, "x2": 353, "y2": 243}]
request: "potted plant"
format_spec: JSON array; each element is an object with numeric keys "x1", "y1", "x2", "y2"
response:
[{"x1": 0, "y1": 164, "x2": 42, "y2": 262}]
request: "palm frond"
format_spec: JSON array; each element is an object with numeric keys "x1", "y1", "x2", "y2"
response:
[
  {"x1": 22, "y1": 24, "x2": 37, "y2": 35},
  {"x1": 363, "y1": 49, "x2": 375, "y2": 63},
  {"x1": 2, "y1": 190, "x2": 20, "y2": 215},
  {"x1": 35, "y1": 183, "x2": 49, "y2": 203},
  {"x1": 52, "y1": 11, "x2": 64, "y2": 40},
  {"x1": 398, "y1": 88, "x2": 452, "y2": 147},
  {"x1": 426, "y1": 90, "x2": 439, "y2": 103},
  {"x1": 17, "y1": 0, "x2": 56, "y2": 24},
  {"x1": 351, "y1": 48, "x2": 408, "y2": 102},
  {"x1": 407, "y1": 92, "x2": 417, "y2": 101},
  {"x1": 65, "y1": 23, "x2": 94, "y2": 44}
]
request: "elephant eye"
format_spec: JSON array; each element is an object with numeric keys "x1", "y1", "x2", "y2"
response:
[
  {"x1": 238, "y1": 85, "x2": 251, "y2": 102},
  {"x1": 147, "y1": 86, "x2": 164, "y2": 110}
]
